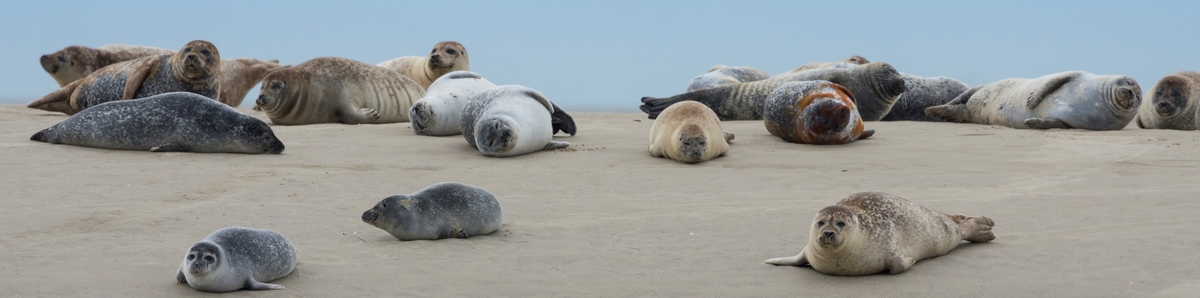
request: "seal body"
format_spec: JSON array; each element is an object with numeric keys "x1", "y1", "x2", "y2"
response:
[
  {"x1": 787, "y1": 55, "x2": 870, "y2": 73},
  {"x1": 648, "y1": 101, "x2": 733, "y2": 163},
  {"x1": 410, "y1": 71, "x2": 499, "y2": 136},
  {"x1": 461, "y1": 85, "x2": 575, "y2": 157},
  {"x1": 31, "y1": 92, "x2": 285, "y2": 154},
  {"x1": 881, "y1": 74, "x2": 970, "y2": 122},
  {"x1": 765, "y1": 192, "x2": 996, "y2": 276},
  {"x1": 254, "y1": 57, "x2": 425, "y2": 125},
  {"x1": 176, "y1": 226, "x2": 297, "y2": 292},
  {"x1": 39, "y1": 44, "x2": 173, "y2": 87},
  {"x1": 217, "y1": 58, "x2": 288, "y2": 107},
  {"x1": 377, "y1": 41, "x2": 470, "y2": 89},
  {"x1": 686, "y1": 65, "x2": 770, "y2": 92},
  {"x1": 925, "y1": 71, "x2": 1141, "y2": 130},
  {"x1": 361, "y1": 182, "x2": 504, "y2": 241},
  {"x1": 1135, "y1": 71, "x2": 1200, "y2": 130},
  {"x1": 763, "y1": 81, "x2": 874, "y2": 145}
]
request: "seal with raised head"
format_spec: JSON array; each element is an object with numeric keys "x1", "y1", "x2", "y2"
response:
[
  {"x1": 461, "y1": 85, "x2": 576, "y2": 157},
  {"x1": 410, "y1": 70, "x2": 498, "y2": 136},
  {"x1": 361, "y1": 182, "x2": 504, "y2": 241},
  {"x1": 648, "y1": 101, "x2": 733, "y2": 163},
  {"x1": 176, "y1": 226, "x2": 297, "y2": 292},
  {"x1": 924, "y1": 71, "x2": 1141, "y2": 130},
  {"x1": 39, "y1": 44, "x2": 174, "y2": 87},
  {"x1": 763, "y1": 81, "x2": 874, "y2": 145},
  {"x1": 31, "y1": 92, "x2": 285, "y2": 154},
  {"x1": 1135, "y1": 71, "x2": 1200, "y2": 130},
  {"x1": 27, "y1": 40, "x2": 221, "y2": 115},
  {"x1": 787, "y1": 55, "x2": 870, "y2": 73},
  {"x1": 686, "y1": 65, "x2": 770, "y2": 92},
  {"x1": 377, "y1": 41, "x2": 470, "y2": 90},
  {"x1": 254, "y1": 57, "x2": 425, "y2": 125},
  {"x1": 765, "y1": 192, "x2": 996, "y2": 276},
  {"x1": 217, "y1": 58, "x2": 288, "y2": 107},
  {"x1": 881, "y1": 74, "x2": 970, "y2": 122},
  {"x1": 641, "y1": 62, "x2": 906, "y2": 121}
]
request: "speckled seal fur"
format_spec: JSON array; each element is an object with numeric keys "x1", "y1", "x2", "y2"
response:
[
  {"x1": 410, "y1": 71, "x2": 499, "y2": 136},
  {"x1": 686, "y1": 65, "x2": 770, "y2": 92},
  {"x1": 765, "y1": 192, "x2": 996, "y2": 276},
  {"x1": 881, "y1": 74, "x2": 970, "y2": 122},
  {"x1": 460, "y1": 85, "x2": 576, "y2": 157},
  {"x1": 39, "y1": 44, "x2": 174, "y2": 87},
  {"x1": 361, "y1": 182, "x2": 504, "y2": 241},
  {"x1": 1136, "y1": 71, "x2": 1200, "y2": 130},
  {"x1": 648, "y1": 101, "x2": 733, "y2": 163},
  {"x1": 176, "y1": 226, "x2": 297, "y2": 292},
  {"x1": 377, "y1": 41, "x2": 470, "y2": 90},
  {"x1": 925, "y1": 71, "x2": 1141, "y2": 130},
  {"x1": 763, "y1": 81, "x2": 873, "y2": 145},
  {"x1": 787, "y1": 55, "x2": 870, "y2": 73},
  {"x1": 217, "y1": 58, "x2": 288, "y2": 107},
  {"x1": 254, "y1": 57, "x2": 425, "y2": 125}
]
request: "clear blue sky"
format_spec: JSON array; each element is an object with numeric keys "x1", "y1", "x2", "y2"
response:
[{"x1": 2, "y1": 0, "x2": 1197, "y2": 112}]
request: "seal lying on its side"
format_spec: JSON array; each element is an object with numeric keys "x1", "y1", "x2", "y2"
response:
[
  {"x1": 648, "y1": 101, "x2": 733, "y2": 163},
  {"x1": 686, "y1": 65, "x2": 770, "y2": 92},
  {"x1": 1135, "y1": 71, "x2": 1200, "y2": 130},
  {"x1": 881, "y1": 74, "x2": 970, "y2": 122},
  {"x1": 39, "y1": 44, "x2": 174, "y2": 87},
  {"x1": 461, "y1": 85, "x2": 576, "y2": 157},
  {"x1": 177, "y1": 226, "x2": 297, "y2": 292},
  {"x1": 786, "y1": 55, "x2": 870, "y2": 73},
  {"x1": 361, "y1": 182, "x2": 504, "y2": 240},
  {"x1": 763, "y1": 81, "x2": 873, "y2": 145},
  {"x1": 924, "y1": 71, "x2": 1141, "y2": 130},
  {"x1": 410, "y1": 71, "x2": 498, "y2": 136},
  {"x1": 254, "y1": 57, "x2": 425, "y2": 125}
]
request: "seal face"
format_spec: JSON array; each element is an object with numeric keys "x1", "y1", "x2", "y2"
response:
[
  {"x1": 686, "y1": 65, "x2": 770, "y2": 92},
  {"x1": 763, "y1": 81, "x2": 874, "y2": 145},
  {"x1": 1135, "y1": 71, "x2": 1200, "y2": 130},
  {"x1": 460, "y1": 85, "x2": 576, "y2": 157},
  {"x1": 361, "y1": 182, "x2": 504, "y2": 241},
  {"x1": 217, "y1": 58, "x2": 288, "y2": 107},
  {"x1": 30, "y1": 92, "x2": 285, "y2": 154},
  {"x1": 410, "y1": 71, "x2": 499, "y2": 136},
  {"x1": 765, "y1": 192, "x2": 996, "y2": 276},
  {"x1": 377, "y1": 41, "x2": 470, "y2": 89},
  {"x1": 880, "y1": 74, "x2": 970, "y2": 122},
  {"x1": 648, "y1": 101, "x2": 733, "y2": 163},
  {"x1": 925, "y1": 71, "x2": 1142, "y2": 130},
  {"x1": 254, "y1": 57, "x2": 425, "y2": 125},
  {"x1": 177, "y1": 226, "x2": 297, "y2": 292}
]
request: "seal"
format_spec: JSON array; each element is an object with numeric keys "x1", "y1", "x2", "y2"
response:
[
  {"x1": 648, "y1": 101, "x2": 733, "y2": 163},
  {"x1": 641, "y1": 62, "x2": 906, "y2": 121},
  {"x1": 31, "y1": 92, "x2": 285, "y2": 154},
  {"x1": 924, "y1": 71, "x2": 1141, "y2": 130},
  {"x1": 410, "y1": 70, "x2": 499, "y2": 136},
  {"x1": 217, "y1": 58, "x2": 288, "y2": 107},
  {"x1": 686, "y1": 65, "x2": 770, "y2": 92},
  {"x1": 176, "y1": 226, "x2": 297, "y2": 292},
  {"x1": 361, "y1": 182, "x2": 504, "y2": 241},
  {"x1": 788, "y1": 55, "x2": 870, "y2": 73},
  {"x1": 1135, "y1": 71, "x2": 1200, "y2": 130},
  {"x1": 27, "y1": 40, "x2": 221, "y2": 115},
  {"x1": 880, "y1": 74, "x2": 970, "y2": 122},
  {"x1": 460, "y1": 85, "x2": 576, "y2": 157},
  {"x1": 764, "y1": 192, "x2": 996, "y2": 276},
  {"x1": 377, "y1": 41, "x2": 470, "y2": 89},
  {"x1": 763, "y1": 81, "x2": 874, "y2": 145},
  {"x1": 254, "y1": 57, "x2": 425, "y2": 125},
  {"x1": 39, "y1": 44, "x2": 173, "y2": 87}
]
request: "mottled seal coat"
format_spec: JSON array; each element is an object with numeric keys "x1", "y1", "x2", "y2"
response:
[
  {"x1": 361, "y1": 182, "x2": 504, "y2": 240},
  {"x1": 461, "y1": 85, "x2": 576, "y2": 157},
  {"x1": 1136, "y1": 71, "x2": 1200, "y2": 130},
  {"x1": 31, "y1": 92, "x2": 285, "y2": 154},
  {"x1": 640, "y1": 62, "x2": 906, "y2": 121},
  {"x1": 176, "y1": 226, "x2": 297, "y2": 292},
  {"x1": 410, "y1": 71, "x2": 498, "y2": 136},
  {"x1": 648, "y1": 101, "x2": 733, "y2": 163},
  {"x1": 377, "y1": 41, "x2": 470, "y2": 89},
  {"x1": 39, "y1": 44, "x2": 174, "y2": 87},
  {"x1": 28, "y1": 40, "x2": 221, "y2": 115},
  {"x1": 217, "y1": 58, "x2": 288, "y2": 107},
  {"x1": 686, "y1": 65, "x2": 770, "y2": 92},
  {"x1": 254, "y1": 57, "x2": 425, "y2": 125},
  {"x1": 787, "y1": 55, "x2": 870, "y2": 73},
  {"x1": 881, "y1": 74, "x2": 970, "y2": 122},
  {"x1": 763, "y1": 81, "x2": 874, "y2": 145},
  {"x1": 925, "y1": 71, "x2": 1141, "y2": 130},
  {"x1": 765, "y1": 192, "x2": 996, "y2": 276}
]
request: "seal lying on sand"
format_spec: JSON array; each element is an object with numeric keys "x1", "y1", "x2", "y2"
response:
[
  {"x1": 410, "y1": 71, "x2": 498, "y2": 136},
  {"x1": 177, "y1": 226, "x2": 297, "y2": 292},
  {"x1": 763, "y1": 81, "x2": 873, "y2": 145},
  {"x1": 254, "y1": 57, "x2": 425, "y2": 125},
  {"x1": 377, "y1": 41, "x2": 470, "y2": 89},
  {"x1": 686, "y1": 65, "x2": 770, "y2": 92},
  {"x1": 461, "y1": 85, "x2": 576, "y2": 157},
  {"x1": 648, "y1": 101, "x2": 733, "y2": 163},
  {"x1": 925, "y1": 71, "x2": 1141, "y2": 130},
  {"x1": 1135, "y1": 71, "x2": 1200, "y2": 130},
  {"x1": 361, "y1": 182, "x2": 503, "y2": 240}
]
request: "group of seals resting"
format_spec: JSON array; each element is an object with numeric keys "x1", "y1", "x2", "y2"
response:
[
  {"x1": 410, "y1": 71, "x2": 499, "y2": 136},
  {"x1": 362, "y1": 182, "x2": 504, "y2": 240},
  {"x1": 461, "y1": 85, "x2": 576, "y2": 157},
  {"x1": 763, "y1": 81, "x2": 874, "y2": 145},
  {"x1": 377, "y1": 41, "x2": 470, "y2": 90},
  {"x1": 177, "y1": 227, "x2": 297, "y2": 292},
  {"x1": 1136, "y1": 70, "x2": 1200, "y2": 130},
  {"x1": 648, "y1": 101, "x2": 733, "y2": 163},
  {"x1": 925, "y1": 71, "x2": 1142, "y2": 130},
  {"x1": 254, "y1": 57, "x2": 426, "y2": 125}
]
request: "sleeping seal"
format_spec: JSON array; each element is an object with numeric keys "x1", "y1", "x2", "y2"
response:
[
  {"x1": 460, "y1": 85, "x2": 576, "y2": 157},
  {"x1": 410, "y1": 71, "x2": 498, "y2": 136},
  {"x1": 925, "y1": 71, "x2": 1141, "y2": 130}
]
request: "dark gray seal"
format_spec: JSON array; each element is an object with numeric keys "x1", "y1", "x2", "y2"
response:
[
  {"x1": 361, "y1": 182, "x2": 504, "y2": 240},
  {"x1": 1136, "y1": 71, "x2": 1200, "y2": 130},
  {"x1": 925, "y1": 71, "x2": 1141, "y2": 130},
  {"x1": 461, "y1": 85, "x2": 575, "y2": 157},
  {"x1": 686, "y1": 65, "x2": 771, "y2": 92},
  {"x1": 176, "y1": 226, "x2": 297, "y2": 292},
  {"x1": 880, "y1": 74, "x2": 970, "y2": 122}
]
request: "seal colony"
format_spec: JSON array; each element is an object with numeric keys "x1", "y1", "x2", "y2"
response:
[{"x1": 177, "y1": 226, "x2": 297, "y2": 292}]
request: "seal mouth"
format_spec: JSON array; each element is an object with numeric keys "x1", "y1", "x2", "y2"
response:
[
  {"x1": 40, "y1": 55, "x2": 58, "y2": 73},
  {"x1": 361, "y1": 209, "x2": 379, "y2": 223},
  {"x1": 1155, "y1": 101, "x2": 1176, "y2": 116}
]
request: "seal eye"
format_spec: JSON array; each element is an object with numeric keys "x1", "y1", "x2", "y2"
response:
[
  {"x1": 200, "y1": 49, "x2": 210, "y2": 56},
  {"x1": 271, "y1": 82, "x2": 282, "y2": 90},
  {"x1": 817, "y1": 221, "x2": 825, "y2": 227},
  {"x1": 431, "y1": 49, "x2": 437, "y2": 54},
  {"x1": 204, "y1": 256, "x2": 215, "y2": 263},
  {"x1": 184, "y1": 47, "x2": 192, "y2": 52},
  {"x1": 187, "y1": 254, "x2": 195, "y2": 261},
  {"x1": 446, "y1": 49, "x2": 457, "y2": 55},
  {"x1": 836, "y1": 221, "x2": 845, "y2": 228}
]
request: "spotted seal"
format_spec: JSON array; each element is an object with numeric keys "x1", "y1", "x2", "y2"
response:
[
  {"x1": 361, "y1": 182, "x2": 504, "y2": 240},
  {"x1": 461, "y1": 85, "x2": 576, "y2": 157},
  {"x1": 763, "y1": 81, "x2": 874, "y2": 144},
  {"x1": 686, "y1": 65, "x2": 770, "y2": 92},
  {"x1": 1135, "y1": 71, "x2": 1200, "y2": 130},
  {"x1": 176, "y1": 226, "x2": 297, "y2": 292},
  {"x1": 254, "y1": 57, "x2": 425, "y2": 125}
]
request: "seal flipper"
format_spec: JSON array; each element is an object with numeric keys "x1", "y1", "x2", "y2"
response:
[
  {"x1": 723, "y1": 132, "x2": 735, "y2": 142},
  {"x1": 245, "y1": 278, "x2": 284, "y2": 291},
  {"x1": 924, "y1": 85, "x2": 981, "y2": 123},
  {"x1": 27, "y1": 80, "x2": 82, "y2": 115},
  {"x1": 640, "y1": 96, "x2": 687, "y2": 119},
  {"x1": 176, "y1": 268, "x2": 186, "y2": 284},
  {"x1": 886, "y1": 253, "x2": 916, "y2": 274},
  {"x1": 764, "y1": 248, "x2": 808, "y2": 266},
  {"x1": 543, "y1": 141, "x2": 570, "y2": 150},
  {"x1": 30, "y1": 128, "x2": 52, "y2": 142},
  {"x1": 123, "y1": 58, "x2": 162, "y2": 100},
  {"x1": 549, "y1": 102, "x2": 577, "y2": 136},
  {"x1": 858, "y1": 129, "x2": 875, "y2": 140},
  {"x1": 151, "y1": 143, "x2": 190, "y2": 152},
  {"x1": 339, "y1": 107, "x2": 380, "y2": 125},
  {"x1": 1024, "y1": 118, "x2": 1071, "y2": 129},
  {"x1": 648, "y1": 143, "x2": 664, "y2": 157},
  {"x1": 1026, "y1": 72, "x2": 1080, "y2": 109}
]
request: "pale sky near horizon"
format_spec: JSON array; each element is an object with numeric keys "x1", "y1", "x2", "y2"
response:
[{"x1": 1, "y1": 1, "x2": 1197, "y2": 112}]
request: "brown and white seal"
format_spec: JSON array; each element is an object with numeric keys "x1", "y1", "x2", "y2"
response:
[
  {"x1": 254, "y1": 57, "x2": 425, "y2": 125},
  {"x1": 177, "y1": 226, "x2": 297, "y2": 292},
  {"x1": 686, "y1": 65, "x2": 770, "y2": 92},
  {"x1": 39, "y1": 44, "x2": 173, "y2": 87},
  {"x1": 377, "y1": 41, "x2": 470, "y2": 89},
  {"x1": 763, "y1": 81, "x2": 873, "y2": 145},
  {"x1": 361, "y1": 182, "x2": 504, "y2": 240},
  {"x1": 924, "y1": 71, "x2": 1141, "y2": 130},
  {"x1": 216, "y1": 58, "x2": 289, "y2": 107},
  {"x1": 1135, "y1": 71, "x2": 1200, "y2": 130},
  {"x1": 787, "y1": 55, "x2": 870, "y2": 73},
  {"x1": 648, "y1": 101, "x2": 733, "y2": 163}
]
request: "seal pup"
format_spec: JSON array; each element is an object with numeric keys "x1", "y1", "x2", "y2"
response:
[
  {"x1": 765, "y1": 192, "x2": 996, "y2": 276},
  {"x1": 641, "y1": 62, "x2": 906, "y2": 121},
  {"x1": 27, "y1": 40, "x2": 221, "y2": 115},
  {"x1": 686, "y1": 65, "x2": 771, "y2": 92},
  {"x1": 39, "y1": 44, "x2": 173, "y2": 87},
  {"x1": 881, "y1": 74, "x2": 970, "y2": 122},
  {"x1": 361, "y1": 182, "x2": 504, "y2": 240},
  {"x1": 410, "y1": 70, "x2": 499, "y2": 136},
  {"x1": 648, "y1": 101, "x2": 733, "y2": 163},
  {"x1": 924, "y1": 71, "x2": 1141, "y2": 130},
  {"x1": 254, "y1": 57, "x2": 425, "y2": 125},
  {"x1": 31, "y1": 92, "x2": 285, "y2": 154},
  {"x1": 377, "y1": 41, "x2": 470, "y2": 89},
  {"x1": 763, "y1": 81, "x2": 874, "y2": 145},
  {"x1": 1135, "y1": 71, "x2": 1200, "y2": 130},
  {"x1": 461, "y1": 85, "x2": 576, "y2": 157},
  {"x1": 176, "y1": 226, "x2": 297, "y2": 292},
  {"x1": 216, "y1": 58, "x2": 288, "y2": 107},
  {"x1": 787, "y1": 55, "x2": 870, "y2": 73}
]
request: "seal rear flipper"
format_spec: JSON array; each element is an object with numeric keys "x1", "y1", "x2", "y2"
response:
[
  {"x1": 30, "y1": 129, "x2": 52, "y2": 142},
  {"x1": 543, "y1": 141, "x2": 570, "y2": 150},
  {"x1": 764, "y1": 248, "x2": 808, "y2": 266},
  {"x1": 639, "y1": 96, "x2": 687, "y2": 119},
  {"x1": 1024, "y1": 118, "x2": 1070, "y2": 129},
  {"x1": 549, "y1": 102, "x2": 577, "y2": 136},
  {"x1": 150, "y1": 143, "x2": 190, "y2": 152},
  {"x1": 1135, "y1": 116, "x2": 1147, "y2": 129},
  {"x1": 959, "y1": 216, "x2": 997, "y2": 243},
  {"x1": 245, "y1": 278, "x2": 284, "y2": 291},
  {"x1": 27, "y1": 80, "x2": 82, "y2": 115},
  {"x1": 1026, "y1": 72, "x2": 1081, "y2": 109},
  {"x1": 723, "y1": 132, "x2": 735, "y2": 142},
  {"x1": 857, "y1": 129, "x2": 875, "y2": 140}
]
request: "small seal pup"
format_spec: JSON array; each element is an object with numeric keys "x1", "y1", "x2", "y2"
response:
[
  {"x1": 1136, "y1": 71, "x2": 1200, "y2": 130},
  {"x1": 254, "y1": 57, "x2": 425, "y2": 125},
  {"x1": 648, "y1": 101, "x2": 733, "y2": 163},
  {"x1": 787, "y1": 55, "x2": 870, "y2": 73},
  {"x1": 216, "y1": 58, "x2": 289, "y2": 107},
  {"x1": 763, "y1": 81, "x2": 874, "y2": 145},
  {"x1": 881, "y1": 74, "x2": 970, "y2": 122},
  {"x1": 686, "y1": 65, "x2": 771, "y2": 92},
  {"x1": 31, "y1": 92, "x2": 285, "y2": 154},
  {"x1": 765, "y1": 192, "x2": 996, "y2": 276},
  {"x1": 176, "y1": 226, "x2": 297, "y2": 292},
  {"x1": 924, "y1": 71, "x2": 1141, "y2": 130},
  {"x1": 377, "y1": 41, "x2": 470, "y2": 89},
  {"x1": 641, "y1": 62, "x2": 906, "y2": 121},
  {"x1": 39, "y1": 44, "x2": 174, "y2": 87},
  {"x1": 27, "y1": 40, "x2": 221, "y2": 115},
  {"x1": 410, "y1": 70, "x2": 499, "y2": 136},
  {"x1": 461, "y1": 85, "x2": 576, "y2": 157},
  {"x1": 361, "y1": 182, "x2": 504, "y2": 240}
]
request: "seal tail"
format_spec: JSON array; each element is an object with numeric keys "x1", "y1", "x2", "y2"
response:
[
  {"x1": 30, "y1": 128, "x2": 51, "y2": 142},
  {"x1": 639, "y1": 96, "x2": 688, "y2": 119},
  {"x1": 550, "y1": 102, "x2": 577, "y2": 136},
  {"x1": 951, "y1": 215, "x2": 996, "y2": 243},
  {"x1": 27, "y1": 81, "x2": 81, "y2": 115}
]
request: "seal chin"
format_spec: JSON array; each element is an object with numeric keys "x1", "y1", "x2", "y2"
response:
[
  {"x1": 1155, "y1": 101, "x2": 1177, "y2": 116},
  {"x1": 40, "y1": 55, "x2": 59, "y2": 73}
]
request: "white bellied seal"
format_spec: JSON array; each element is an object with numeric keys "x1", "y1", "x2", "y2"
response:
[
  {"x1": 924, "y1": 71, "x2": 1141, "y2": 130},
  {"x1": 461, "y1": 85, "x2": 576, "y2": 157},
  {"x1": 410, "y1": 71, "x2": 499, "y2": 136},
  {"x1": 176, "y1": 226, "x2": 297, "y2": 292},
  {"x1": 686, "y1": 65, "x2": 770, "y2": 92}
]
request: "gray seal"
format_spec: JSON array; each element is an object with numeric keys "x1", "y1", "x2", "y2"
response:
[
  {"x1": 410, "y1": 71, "x2": 498, "y2": 136},
  {"x1": 686, "y1": 65, "x2": 770, "y2": 92},
  {"x1": 31, "y1": 92, "x2": 285, "y2": 154},
  {"x1": 763, "y1": 81, "x2": 874, "y2": 145},
  {"x1": 361, "y1": 182, "x2": 504, "y2": 240},
  {"x1": 880, "y1": 74, "x2": 970, "y2": 122},
  {"x1": 461, "y1": 85, "x2": 576, "y2": 157},
  {"x1": 925, "y1": 71, "x2": 1141, "y2": 130},
  {"x1": 176, "y1": 226, "x2": 297, "y2": 292},
  {"x1": 1135, "y1": 71, "x2": 1200, "y2": 130}
]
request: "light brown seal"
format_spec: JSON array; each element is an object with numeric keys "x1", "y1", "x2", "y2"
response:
[
  {"x1": 1135, "y1": 71, "x2": 1200, "y2": 130},
  {"x1": 377, "y1": 41, "x2": 470, "y2": 89},
  {"x1": 787, "y1": 55, "x2": 870, "y2": 73},
  {"x1": 763, "y1": 81, "x2": 873, "y2": 145},
  {"x1": 39, "y1": 44, "x2": 174, "y2": 87},
  {"x1": 217, "y1": 58, "x2": 288, "y2": 107},
  {"x1": 648, "y1": 101, "x2": 733, "y2": 163},
  {"x1": 925, "y1": 71, "x2": 1141, "y2": 130},
  {"x1": 254, "y1": 57, "x2": 425, "y2": 125}
]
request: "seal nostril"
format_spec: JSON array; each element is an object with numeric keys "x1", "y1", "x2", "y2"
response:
[{"x1": 823, "y1": 231, "x2": 835, "y2": 238}]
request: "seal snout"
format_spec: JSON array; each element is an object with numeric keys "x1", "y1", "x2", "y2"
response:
[
  {"x1": 266, "y1": 138, "x2": 285, "y2": 154},
  {"x1": 803, "y1": 100, "x2": 851, "y2": 140},
  {"x1": 40, "y1": 55, "x2": 58, "y2": 73},
  {"x1": 361, "y1": 209, "x2": 379, "y2": 223},
  {"x1": 478, "y1": 119, "x2": 515, "y2": 153},
  {"x1": 1113, "y1": 86, "x2": 1139, "y2": 110}
]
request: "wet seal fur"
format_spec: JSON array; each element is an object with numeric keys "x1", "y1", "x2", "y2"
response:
[
  {"x1": 763, "y1": 81, "x2": 874, "y2": 145},
  {"x1": 787, "y1": 55, "x2": 870, "y2": 73},
  {"x1": 925, "y1": 71, "x2": 1141, "y2": 130},
  {"x1": 254, "y1": 57, "x2": 425, "y2": 125},
  {"x1": 410, "y1": 71, "x2": 499, "y2": 136},
  {"x1": 361, "y1": 182, "x2": 503, "y2": 240},
  {"x1": 176, "y1": 226, "x2": 297, "y2": 292},
  {"x1": 765, "y1": 192, "x2": 996, "y2": 276},
  {"x1": 1135, "y1": 71, "x2": 1200, "y2": 130},
  {"x1": 648, "y1": 101, "x2": 733, "y2": 163},
  {"x1": 31, "y1": 92, "x2": 285, "y2": 154},
  {"x1": 377, "y1": 41, "x2": 470, "y2": 89},
  {"x1": 461, "y1": 85, "x2": 576, "y2": 157},
  {"x1": 686, "y1": 65, "x2": 770, "y2": 92}
]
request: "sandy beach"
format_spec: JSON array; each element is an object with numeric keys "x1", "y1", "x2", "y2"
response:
[{"x1": 1, "y1": 104, "x2": 1198, "y2": 297}]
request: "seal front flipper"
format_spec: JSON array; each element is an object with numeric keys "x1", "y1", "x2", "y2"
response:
[
  {"x1": 764, "y1": 248, "x2": 808, "y2": 266},
  {"x1": 122, "y1": 58, "x2": 162, "y2": 99},
  {"x1": 339, "y1": 107, "x2": 380, "y2": 125},
  {"x1": 245, "y1": 278, "x2": 284, "y2": 291},
  {"x1": 150, "y1": 143, "x2": 190, "y2": 152},
  {"x1": 1026, "y1": 72, "x2": 1081, "y2": 109},
  {"x1": 177, "y1": 268, "x2": 186, "y2": 284},
  {"x1": 27, "y1": 80, "x2": 82, "y2": 115},
  {"x1": 886, "y1": 253, "x2": 916, "y2": 274},
  {"x1": 543, "y1": 141, "x2": 570, "y2": 150},
  {"x1": 549, "y1": 102, "x2": 577, "y2": 136},
  {"x1": 1024, "y1": 118, "x2": 1070, "y2": 129},
  {"x1": 648, "y1": 143, "x2": 664, "y2": 157},
  {"x1": 452, "y1": 228, "x2": 469, "y2": 239}
]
